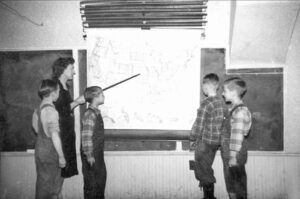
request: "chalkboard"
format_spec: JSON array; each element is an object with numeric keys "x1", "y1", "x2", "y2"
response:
[
  {"x1": 226, "y1": 73, "x2": 283, "y2": 151},
  {"x1": 0, "y1": 50, "x2": 72, "y2": 151},
  {"x1": 198, "y1": 48, "x2": 283, "y2": 151}
]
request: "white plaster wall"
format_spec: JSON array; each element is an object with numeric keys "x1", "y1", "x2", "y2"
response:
[
  {"x1": 0, "y1": 1, "x2": 86, "y2": 50},
  {"x1": 230, "y1": 1, "x2": 299, "y2": 68},
  {"x1": 202, "y1": 1, "x2": 231, "y2": 47},
  {"x1": 284, "y1": 8, "x2": 300, "y2": 153}
]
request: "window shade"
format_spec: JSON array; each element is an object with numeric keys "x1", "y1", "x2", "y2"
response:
[{"x1": 80, "y1": 0, "x2": 208, "y2": 29}]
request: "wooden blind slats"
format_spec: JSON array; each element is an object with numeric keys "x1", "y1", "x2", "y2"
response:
[
  {"x1": 81, "y1": 0, "x2": 207, "y2": 7},
  {"x1": 83, "y1": 5, "x2": 206, "y2": 10},
  {"x1": 83, "y1": 15, "x2": 206, "y2": 21},
  {"x1": 83, "y1": 12, "x2": 207, "y2": 17},
  {"x1": 82, "y1": 9, "x2": 206, "y2": 14},
  {"x1": 80, "y1": 0, "x2": 208, "y2": 29},
  {"x1": 85, "y1": 22, "x2": 205, "y2": 28}
]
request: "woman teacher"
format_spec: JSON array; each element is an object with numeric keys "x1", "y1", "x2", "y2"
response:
[{"x1": 52, "y1": 57, "x2": 85, "y2": 178}]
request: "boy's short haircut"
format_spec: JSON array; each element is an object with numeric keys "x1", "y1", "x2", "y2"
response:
[
  {"x1": 203, "y1": 73, "x2": 219, "y2": 87},
  {"x1": 52, "y1": 57, "x2": 75, "y2": 80},
  {"x1": 38, "y1": 79, "x2": 58, "y2": 99},
  {"x1": 224, "y1": 77, "x2": 247, "y2": 98},
  {"x1": 84, "y1": 86, "x2": 103, "y2": 103}
]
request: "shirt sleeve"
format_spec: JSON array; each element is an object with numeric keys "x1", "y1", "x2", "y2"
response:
[
  {"x1": 230, "y1": 107, "x2": 252, "y2": 158},
  {"x1": 191, "y1": 100, "x2": 209, "y2": 141},
  {"x1": 81, "y1": 111, "x2": 96, "y2": 159},
  {"x1": 43, "y1": 107, "x2": 60, "y2": 137}
]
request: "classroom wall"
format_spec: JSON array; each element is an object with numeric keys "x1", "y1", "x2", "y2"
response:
[
  {"x1": 1, "y1": 1, "x2": 300, "y2": 199},
  {"x1": 0, "y1": 1, "x2": 86, "y2": 49},
  {"x1": 284, "y1": 8, "x2": 300, "y2": 153},
  {"x1": 229, "y1": 1, "x2": 300, "y2": 153},
  {"x1": 230, "y1": 1, "x2": 299, "y2": 68},
  {"x1": 0, "y1": 0, "x2": 230, "y2": 49},
  {"x1": 228, "y1": 1, "x2": 300, "y2": 153}
]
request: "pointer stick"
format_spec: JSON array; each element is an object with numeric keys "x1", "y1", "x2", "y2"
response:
[{"x1": 103, "y1": 73, "x2": 141, "y2": 91}]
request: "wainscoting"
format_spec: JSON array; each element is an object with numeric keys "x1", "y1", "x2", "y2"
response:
[{"x1": 1, "y1": 151, "x2": 300, "y2": 199}]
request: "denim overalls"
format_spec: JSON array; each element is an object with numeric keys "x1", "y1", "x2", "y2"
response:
[
  {"x1": 81, "y1": 108, "x2": 107, "y2": 199},
  {"x1": 223, "y1": 104, "x2": 248, "y2": 199}
]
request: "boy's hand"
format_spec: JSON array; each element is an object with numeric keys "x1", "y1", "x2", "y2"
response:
[
  {"x1": 59, "y1": 156, "x2": 66, "y2": 168},
  {"x1": 229, "y1": 157, "x2": 238, "y2": 167},
  {"x1": 189, "y1": 141, "x2": 196, "y2": 151},
  {"x1": 88, "y1": 157, "x2": 95, "y2": 167}
]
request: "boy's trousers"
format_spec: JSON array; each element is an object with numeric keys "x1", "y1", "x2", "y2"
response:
[
  {"x1": 193, "y1": 139, "x2": 231, "y2": 188},
  {"x1": 228, "y1": 165, "x2": 247, "y2": 199},
  {"x1": 81, "y1": 151, "x2": 107, "y2": 199},
  {"x1": 227, "y1": 143, "x2": 248, "y2": 199}
]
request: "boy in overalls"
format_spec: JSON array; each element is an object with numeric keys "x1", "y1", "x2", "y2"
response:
[
  {"x1": 81, "y1": 86, "x2": 106, "y2": 199},
  {"x1": 222, "y1": 77, "x2": 252, "y2": 199},
  {"x1": 33, "y1": 79, "x2": 66, "y2": 199}
]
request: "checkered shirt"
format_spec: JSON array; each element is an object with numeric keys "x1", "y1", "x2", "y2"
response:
[
  {"x1": 81, "y1": 105, "x2": 100, "y2": 159},
  {"x1": 229, "y1": 105, "x2": 252, "y2": 158},
  {"x1": 191, "y1": 96, "x2": 226, "y2": 145}
]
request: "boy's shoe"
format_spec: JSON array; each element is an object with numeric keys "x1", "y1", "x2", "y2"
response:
[{"x1": 202, "y1": 184, "x2": 217, "y2": 199}]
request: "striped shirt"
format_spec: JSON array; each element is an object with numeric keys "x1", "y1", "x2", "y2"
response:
[
  {"x1": 81, "y1": 105, "x2": 100, "y2": 159},
  {"x1": 191, "y1": 96, "x2": 226, "y2": 145},
  {"x1": 229, "y1": 105, "x2": 252, "y2": 158}
]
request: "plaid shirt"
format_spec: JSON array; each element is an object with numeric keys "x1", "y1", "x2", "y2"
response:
[
  {"x1": 191, "y1": 96, "x2": 226, "y2": 145},
  {"x1": 81, "y1": 105, "x2": 100, "y2": 159},
  {"x1": 229, "y1": 105, "x2": 252, "y2": 159}
]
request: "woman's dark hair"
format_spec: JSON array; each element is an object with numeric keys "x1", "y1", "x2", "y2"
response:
[
  {"x1": 38, "y1": 79, "x2": 59, "y2": 99},
  {"x1": 52, "y1": 57, "x2": 75, "y2": 80}
]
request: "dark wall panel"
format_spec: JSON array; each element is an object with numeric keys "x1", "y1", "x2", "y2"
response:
[{"x1": 0, "y1": 50, "x2": 72, "y2": 151}]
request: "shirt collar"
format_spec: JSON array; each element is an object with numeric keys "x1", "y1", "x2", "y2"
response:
[{"x1": 88, "y1": 105, "x2": 100, "y2": 115}]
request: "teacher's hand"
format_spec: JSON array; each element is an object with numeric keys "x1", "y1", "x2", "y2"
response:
[{"x1": 75, "y1": 95, "x2": 86, "y2": 105}]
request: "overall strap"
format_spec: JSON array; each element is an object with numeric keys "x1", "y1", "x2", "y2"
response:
[
  {"x1": 37, "y1": 104, "x2": 56, "y2": 137},
  {"x1": 40, "y1": 104, "x2": 55, "y2": 110},
  {"x1": 230, "y1": 104, "x2": 245, "y2": 116},
  {"x1": 87, "y1": 107, "x2": 99, "y2": 117}
]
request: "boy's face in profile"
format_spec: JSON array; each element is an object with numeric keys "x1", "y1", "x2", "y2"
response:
[
  {"x1": 94, "y1": 91, "x2": 105, "y2": 105},
  {"x1": 202, "y1": 83, "x2": 209, "y2": 96},
  {"x1": 222, "y1": 84, "x2": 235, "y2": 102}
]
